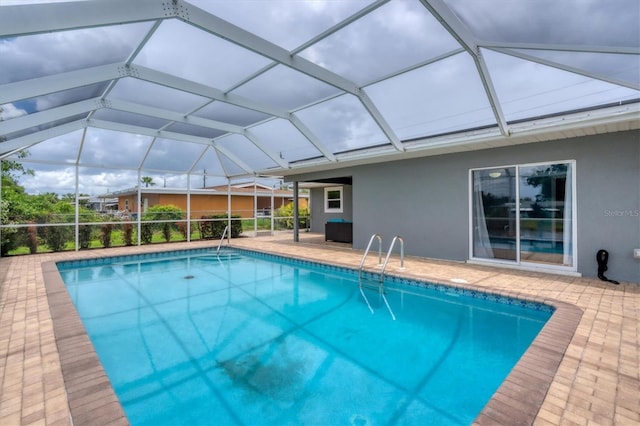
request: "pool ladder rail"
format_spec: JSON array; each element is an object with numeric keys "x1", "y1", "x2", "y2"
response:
[
  {"x1": 358, "y1": 234, "x2": 404, "y2": 320},
  {"x1": 216, "y1": 225, "x2": 229, "y2": 254}
]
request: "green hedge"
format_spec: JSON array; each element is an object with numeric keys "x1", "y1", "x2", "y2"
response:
[{"x1": 198, "y1": 214, "x2": 242, "y2": 239}]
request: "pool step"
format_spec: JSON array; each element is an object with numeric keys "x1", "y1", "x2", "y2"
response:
[
  {"x1": 358, "y1": 280, "x2": 396, "y2": 321},
  {"x1": 358, "y1": 276, "x2": 383, "y2": 292},
  {"x1": 192, "y1": 252, "x2": 243, "y2": 262}
]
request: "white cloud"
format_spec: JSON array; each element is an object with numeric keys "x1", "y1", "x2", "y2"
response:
[
  {"x1": 1, "y1": 103, "x2": 28, "y2": 120},
  {"x1": 444, "y1": 0, "x2": 640, "y2": 47},
  {"x1": 189, "y1": 0, "x2": 372, "y2": 50},
  {"x1": 1, "y1": 22, "x2": 151, "y2": 85},
  {"x1": 299, "y1": 0, "x2": 460, "y2": 85}
]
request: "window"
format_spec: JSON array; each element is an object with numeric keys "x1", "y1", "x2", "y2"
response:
[
  {"x1": 470, "y1": 161, "x2": 575, "y2": 270},
  {"x1": 324, "y1": 186, "x2": 343, "y2": 213},
  {"x1": 124, "y1": 199, "x2": 129, "y2": 211}
]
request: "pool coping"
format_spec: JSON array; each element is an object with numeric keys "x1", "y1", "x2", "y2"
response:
[{"x1": 43, "y1": 247, "x2": 583, "y2": 426}]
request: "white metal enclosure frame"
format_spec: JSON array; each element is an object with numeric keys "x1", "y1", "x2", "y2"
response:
[{"x1": 0, "y1": 0, "x2": 639, "y2": 253}]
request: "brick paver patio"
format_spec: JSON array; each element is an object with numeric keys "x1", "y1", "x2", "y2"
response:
[{"x1": 1, "y1": 234, "x2": 638, "y2": 425}]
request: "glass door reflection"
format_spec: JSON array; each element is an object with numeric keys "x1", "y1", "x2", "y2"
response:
[{"x1": 472, "y1": 167, "x2": 517, "y2": 261}]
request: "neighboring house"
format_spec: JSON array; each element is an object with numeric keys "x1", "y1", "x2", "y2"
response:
[
  {"x1": 104, "y1": 182, "x2": 308, "y2": 218},
  {"x1": 289, "y1": 130, "x2": 639, "y2": 283},
  {"x1": 85, "y1": 196, "x2": 119, "y2": 213}
]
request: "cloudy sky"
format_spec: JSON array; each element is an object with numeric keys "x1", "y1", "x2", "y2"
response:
[{"x1": 1, "y1": 0, "x2": 638, "y2": 195}]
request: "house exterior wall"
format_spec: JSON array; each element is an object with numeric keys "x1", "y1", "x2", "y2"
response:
[
  {"x1": 293, "y1": 130, "x2": 640, "y2": 283},
  {"x1": 117, "y1": 193, "x2": 306, "y2": 218},
  {"x1": 309, "y1": 185, "x2": 353, "y2": 233}
]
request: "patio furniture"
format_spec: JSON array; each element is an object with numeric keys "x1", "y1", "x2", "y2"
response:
[{"x1": 325, "y1": 219, "x2": 352, "y2": 243}]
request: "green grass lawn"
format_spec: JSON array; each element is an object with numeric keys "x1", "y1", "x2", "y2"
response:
[
  {"x1": 5, "y1": 217, "x2": 307, "y2": 256},
  {"x1": 7, "y1": 228, "x2": 209, "y2": 255}
]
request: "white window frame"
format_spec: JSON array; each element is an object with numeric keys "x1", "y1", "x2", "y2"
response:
[
  {"x1": 324, "y1": 186, "x2": 343, "y2": 213},
  {"x1": 468, "y1": 160, "x2": 577, "y2": 274}
]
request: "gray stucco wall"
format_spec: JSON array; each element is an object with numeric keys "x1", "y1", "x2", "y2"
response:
[
  {"x1": 291, "y1": 130, "x2": 640, "y2": 283},
  {"x1": 309, "y1": 185, "x2": 353, "y2": 233}
]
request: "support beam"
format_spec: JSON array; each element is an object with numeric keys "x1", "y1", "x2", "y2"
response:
[
  {"x1": 253, "y1": 179, "x2": 257, "y2": 236},
  {"x1": 0, "y1": 63, "x2": 121, "y2": 104},
  {"x1": 131, "y1": 65, "x2": 291, "y2": 119},
  {"x1": 289, "y1": 114, "x2": 337, "y2": 162},
  {"x1": 418, "y1": 0, "x2": 509, "y2": 136},
  {"x1": 88, "y1": 119, "x2": 216, "y2": 146},
  {"x1": 491, "y1": 48, "x2": 640, "y2": 91},
  {"x1": 136, "y1": 170, "x2": 142, "y2": 245},
  {"x1": 74, "y1": 164, "x2": 80, "y2": 251},
  {"x1": 106, "y1": 99, "x2": 245, "y2": 134},
  {"x1": 183, "y1": 2, "x2": 361, "y2": 95},
  {"x1": 418, "y1": 0, "x2": 479, "y2": 54},
  {"x1": 293, "y1": 181, "x2": 299, "y2": 243},
  {"x1": 186, "y1": 174, "x2": 191, "y2": 242},
  {"x1": 227, "y1": 179, "x2": 232, "y2": 243},
  {"x1": 270, "y1": 187, "x2": 275, "y2": 235},
  {"x1": 474, "y1": 50, "x2": 509, "y2": 136},
  {"x1": 0, "y1": 98, "x2": 99, "y2": 135},
  {"x1": 359, "y1": 90, "x2": 404, "y2": 151},
  {"x1": 0, "y1": 0, "x2": 166, "y2": 38},
  {"x1": 0, "y1": 120, "x2": 86, "y2": 156},
  {"x1": 244, "y1": 130, "x2": 290, "y2": 169},
  {"x1": 480, "y1": 41, "x2": 640, "y2": 56},
  {"x1": 213, "y1": 145, "x2": 255, "y2": 176}
]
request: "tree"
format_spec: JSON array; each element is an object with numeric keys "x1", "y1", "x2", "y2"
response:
[
  {"x1": 1, "y1": 151, "x2": 34, "y2": 184},
  {"x1": 525, "y1": 164, "x2": 568, "y2": 219},
  {"x1": 61, "y1": 192, "x2": 90, "y2": 208},
  {"x1": 276, "y1": 202, "x2": 310, "y2": 229},
  {"x1": 1, "y1": 151, "x2": 35, "y2": 255},
  {"x1": 141, "y1": 176, "x2": 156, "y2": 188},
  {"x1": 525, "y1": 164, "x2": 567, "y2": 203}
]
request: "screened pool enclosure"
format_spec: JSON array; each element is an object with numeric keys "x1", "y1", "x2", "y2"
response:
[{"x1": 1, "y1": 0, "x2": 639, "y2": 254}]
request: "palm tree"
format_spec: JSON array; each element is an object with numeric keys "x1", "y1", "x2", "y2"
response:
[{"x1": 141, "y1": 176, "x2": 156, "y2": 188}]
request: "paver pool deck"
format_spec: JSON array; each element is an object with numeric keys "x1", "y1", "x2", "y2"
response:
[{"x1": 1, "y1": 233, "x2": 638, "y2": 425}]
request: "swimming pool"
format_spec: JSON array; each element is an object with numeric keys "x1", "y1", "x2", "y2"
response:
[{"x1": 57, "y1": 248, "x2": 552, "y2": 425}]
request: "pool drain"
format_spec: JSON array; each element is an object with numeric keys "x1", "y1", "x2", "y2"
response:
[{"x1": 184, "y1": 275, "x2": 195, "y2": 279}]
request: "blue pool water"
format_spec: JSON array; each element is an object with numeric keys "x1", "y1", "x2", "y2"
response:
[{"x1": 57, "y1": 248, "x2": 552, "y2": 425}]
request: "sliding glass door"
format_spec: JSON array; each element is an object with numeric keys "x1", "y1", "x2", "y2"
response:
[
  {"x1": 471, "y1": 167, "x2": 517, "y2": 260},
  {"x1": 471, "y1": 161, "x2": 574, "y2": 269}
]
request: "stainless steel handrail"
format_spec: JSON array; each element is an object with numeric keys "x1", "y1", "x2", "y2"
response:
[
  {"x1": 358, "y1": 234, "x2": 382, "y2": 282},
  {"x1": 381, "y1": 235, "x2": 405, "y2": 277},
  {"x1": 216, "y1": 225, "x2": 228, "y2": 254},
  {"x1": 358, "y1": 234, "x2": 399, "y2": 321},
  {"x1": 359, "y1": 234, "x2": 382, "y2": 268}
]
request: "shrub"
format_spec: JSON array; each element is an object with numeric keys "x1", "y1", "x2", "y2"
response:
[
  {"x1": 140, "y1": 222, "x2": 154, "y2": 244},
  {"x1": 99, "y1": 223, "x2": 114, "y2": 248},
  {"x1": 26, "y1": 223, "x2": 38, "y2": 254},
  {"x1": 0, "y1": 189, "x2": 25, "y2": 255},
  {"x1": 78, "y1": 224, "x2": 93, "y2": 249},
  {"x1": 38, "y1": 202, "x2": 74, "y2": 252},
  {"x1": 0, "y1": 226, "x2": 20, "y2": 256},
  {"x1": 162, "y1": 222, "x2": 172, "y2": 242},
  {"x1": 199, "y1": 214, "x2": 242, "y2": 239},
  {"x1": 42, "y1": 225, "x2": 71, "y2": 252},
  {"x1": 275, "y1": 203, "x2": 310, "y2": 229},
  {"x1": 122, "y1": 221, "x2": 134, "y2": 246},
  {"x1": 141, "y1": 204, "x2": 184, "y2": 244},
  {"x1": 176, "y1": 221, "x2": 191, "y2": 239}
]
